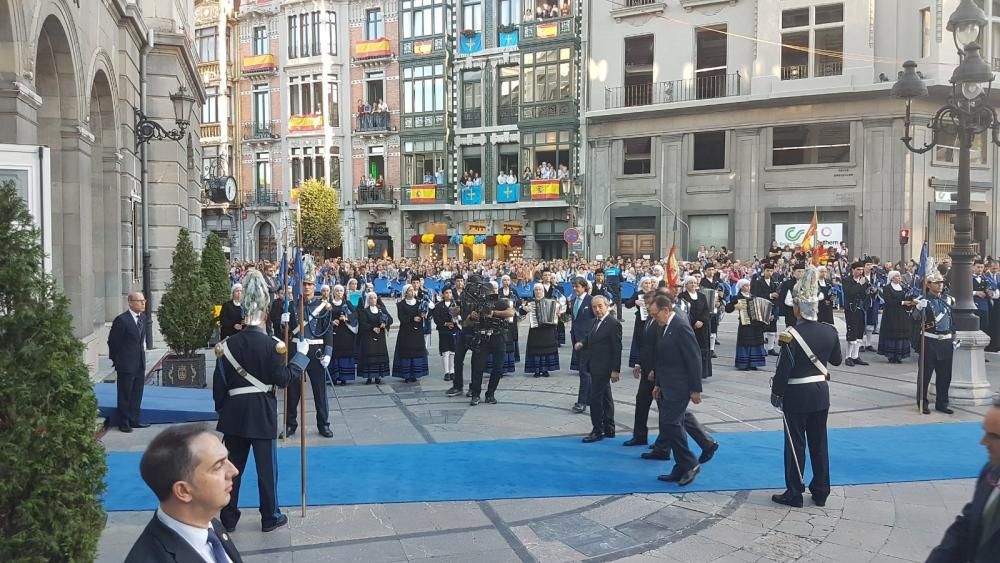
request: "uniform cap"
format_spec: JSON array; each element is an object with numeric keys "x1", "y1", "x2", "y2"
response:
[{"x1": 241, "y1": 270, "x2": 270, "y2": 326}]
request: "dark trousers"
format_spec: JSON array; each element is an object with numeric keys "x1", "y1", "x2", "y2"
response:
[
  {"x1": 221, "y1": 435, "x2": 282, "y2": 528},
  {"x1": 116, "y1": 369, "x2": 145, "y2": 426},
  {"x1": 657, "y1": 397, "x2": 698, "y2": 472},
  {"x1": 782, "y1": 409, "x2": 830, "y2": 499},
  {"x1": 918, "y1": 337, "x2": 954, "y2": 407},
  {"x1": 632, "y1": 371, "x2": 656, "y2": 439},
  {"x1": 452, "y1": 331, "x2": 474, "y2": 390},
  {"x1": 285, "y1": 357, "x2": 330, "y2": 428},
  {"x1": 652, "y1": 410, "x2": 713, "y2": 453},
  {"x1": 589, "y1": 374, "x2": 615, "y2": 435},
  {"x1": 470, "y1": 332, "x2": 504, "y2": 397}
]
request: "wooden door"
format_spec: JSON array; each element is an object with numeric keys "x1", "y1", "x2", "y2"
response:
[
  {"x1": 616, "y1": 232, "x2": 656, "y2": 259},
  {"x1": 617, "y1": 234, "x2": 637, "y2": 259}
]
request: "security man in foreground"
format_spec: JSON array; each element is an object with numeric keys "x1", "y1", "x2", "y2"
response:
[
  {"x1": 770, "y1": 266, "x2": 842, "y2": 508},
  {"x1": 214, "y1": 270, "x2": 310, "y2": 533}
]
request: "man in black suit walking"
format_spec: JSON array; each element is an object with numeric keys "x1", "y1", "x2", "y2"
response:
[
  {"x1": 108, "y1": 291, "x2": 148, "y2": 433},
  {"x1": 650, "y1": 293, "x2": 703, "y2": 486},
  {"x1": 574, "y1": 295, "x2": 622, "y2": 442},
  {"x1": 927, "y1": 394, "x2": 1000, "y2": 562},
  {"x1": 125, "y1": 423, "x2": 243, "y2": 562},
  {"x1": 569, "y1": 278, "x2": 596, "y2": 413}
]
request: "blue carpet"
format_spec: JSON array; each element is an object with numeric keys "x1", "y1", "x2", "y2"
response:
[
  {"x1": 95, "y1": 383, "x2": 217, "y2": 426},
  {"x1": 103, "y1": 422, "x2": 984, "y2": 511}
]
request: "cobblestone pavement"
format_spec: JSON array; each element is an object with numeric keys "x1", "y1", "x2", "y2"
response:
[{"x1": 97, "y1": 308, "x2": 997, "y2": 562}]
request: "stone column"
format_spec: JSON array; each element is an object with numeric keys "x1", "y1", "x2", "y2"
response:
[
  {"x1": 733, "y1": 129, "x2": 761, "y2": 259},
  {"x1": 60, "y1": 124, "x2": 96, "y2": 338},
  {"x1": 0, "y1": 81, "x2": 41, "y2": 144}
]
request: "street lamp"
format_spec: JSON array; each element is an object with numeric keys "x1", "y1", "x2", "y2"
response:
[{"x1": 892, "y1": 0, "x2": 995, "y2": 403}]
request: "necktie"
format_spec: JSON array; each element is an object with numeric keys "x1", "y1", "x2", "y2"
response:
[
  {"x1": 207, "y1": 528, "x2": 230, "y2": 563},
  {"x1": 574, "y1": 298, "x2": 582, "y2": 316},
  {"x1": 135, "y1": 314, "x2": 142, "y2": 332},
  {"x1": 593, "y1": 317, "x2": 603, "y2": 333}
]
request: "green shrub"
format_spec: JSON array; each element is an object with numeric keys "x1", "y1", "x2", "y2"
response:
[
  {"x1": 158, "y1": 228, "x2": 214, "y2": 356},
  {"x1": 201, "y1": 232, "x2": 230, "y2": 306}
]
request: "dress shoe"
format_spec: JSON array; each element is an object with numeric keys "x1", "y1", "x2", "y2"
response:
[
  {"x1": 853, "y1": 358, "x2": 869, "y2": 366},
  {"x1": 657, "y1": 470, "x2": 683, "y2": 482},
  {"x1": 582, "y1": 433, "x2": 604, "y2": 443},
  {"x1": 571, "y1": 403, "x2": 586, "y2": 413},
  {"x1": 771, "y1": 491, "x2": 804, "y2": 508},
  {"x1": 262, "y1": 513, "x2": 288, "y2": 533},
  {"x1": 922, "y1": 404, "x2": 932, "y2": 415},
  {"x1": 715, "y1": 339, "x2": 721, "y2": 345},
  {"x1": 132, "y1": 422, "x2": 151, "y2": 429},
  {"x1": 466, "y1": 390, "x2": 473, "y2": 398},
  {"x1": 678, "y1": 465, "x2": 701, "y2": 486},
  {"x1": 936, "y1": 406, "x2": 954, "y2": 415},
  {"x1": 375, "y1": 377, "x2": 382, "y2": 384},
  {"x1": 642, "y1": 449, "x2": 671, "y2": 461},
  {"x1": 470, "y1": 395, "x2": 481, "y2": 406},
  {"x1": 711, "y1": 351, "x2": 718, "y2": 359},
  {"x1": 813, "y1": 495, "x2": 828, "y2": 507},
  {"x1": 446, "y1": 387, "x2": 463, "y2": 397},
  {"x1": 485, "y1": 394, "x2": 498, "y2": 404},
  {"x1": 366, "y1": 378, "x2": 373, "y2": 385},
  {"x1": 119, "y1": 424, "x2": 132, "y2": 433},
  {"x1": 623, "y1": 437, "x2": 648, "y2": 447},
  {"x1": 280, "y1": 425, "x2": 297, "y2": 439},
  {"x1": 865, "y1": 346, "x2": 876, "y2": 352},
  {"x1": 319, "y1": 426, "x2": 334, "y2": 438},
  {"x1": 604, "y1": 429, "x2": 616, "y2": 438},
  {"x1": 444, "y1": 373, "x2": 453, "y2": 382},
  {"x1": 768, "y1": 350, "x2": 779, "y2": 357},
  {"x1": 845, "y1": 358, "x2": 855, "y2": 367},
  {"x1": 699, "y1": 441, "x2": 720, "y2": 464},
  {"x1": 542, "y1": 371, "x2": 550, "y2": 377},
  {"x1": 533, "y1": 373, "x2": 542, "y2": 378}
]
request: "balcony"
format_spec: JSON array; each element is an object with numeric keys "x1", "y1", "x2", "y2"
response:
[
  {"x1": 604, "y1": 72, "x2": 743, "y2": 109},
  {"x1": 497, "y1": 104, "x2": 518, "y2": 126},
  {"x1": 356, "y1": 111, "x2": 395, "y2": 135},
  {"x1": 356, "y1": 186, "x2": 397, "y2": 207},
  {"x1": 400, "y1": 184, "x2": 454, "y2": 205},
  {"x1": 245, "y1": 188, "x2": 281, "y2": 208},
  {"x1": 520, "y1": 99, "x2": 577, "y2": 121},
  {"x1": 242, "y1": 120, "x2": 280, "y2": 141},
  {"x1": 461, "y1": 108, "x2": 482, "y2": 128},
  {"x1": 200, "y1": 123, "x2": 221, "y2": 139},
  {"x1": 780, "y1": 61, "x2": 842, "y2": 80},
  {"x1": 288, "y1": 114, "x2": 324, "y2": 133},
  {"x1": 456, "y1": 181, "x2": 570, "y2": 205},
  {"x1": 353, "y1": 38, "x2": 394, "y2": 63},
  {"x1": 520, "y1": 15, "x2": 576, "y2": 46},
  {"x1": 243, "y1": 53, "x2": 276, "y2": 74}
]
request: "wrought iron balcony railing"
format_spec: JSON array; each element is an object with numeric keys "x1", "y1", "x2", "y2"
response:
[
  {"x1": 604, "y1": 72, "x2": 742, "y2": 109},
  {"x1": 242, "y1": 120, "x2": 280, "y2": 141}
]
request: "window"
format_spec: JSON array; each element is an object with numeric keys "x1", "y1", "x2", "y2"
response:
[
  {"x1": 920, "y1": 8, "x2": 931, "y2": 58},
  {"x1": 935, "y1": 131, "x2": 989, "y2": 165},
  {"x1": 402, "y1": 0, "x2": 447, "y2": 39},
  {"x1": 462, "y1": 0, "x2": 483, "y2": 32},
  {"x1": 329, "y1": 147, "x2": 341, "y2": 189},
  {"x1": 780, "y1": 3, "x2": 843, "y2": 79},
  {"x1": 327, "y1": 81, "x2": 340, "y2": 128},
  {"x1": 623, "y1": 137, "x2": 652, "y2": 175},
  {"x1": 253, "y1": 26, "x2": 268, "y2": 55},
  {"x1": 402, "y1": 64, "x2": 446, "y2": 114},
  {"x1": 498, "y1": 65, "x2": 519, "y2": 124},
  {"x1": 312, "y1": 11, "x2": 321, "y2": 56},
  {"x1": 288, "y1": 11, "x2": 321, "y2": 58},
  {"x1": 201, "y1": 145, "x2": 220, "y2": 179},
  {"x1": 499, "y1": 0, "x2": 520, "y2": 26},
  {"x1": 287, "y1": 15, "x2": 299, "y2": 59},
  {"x1": 403, "y1": 140, "x2": 446, "y2": 184},
  {"x1": 289, "y1": 74, "x2": 324, "y2": 117},
  {"x1": 195, "y1": 27, "x2": 217, "y2": 62},
  {"x1": 327, "y1": 11, "x2": 338, "y2": 55},
  {"x1": 255, "y1": 152, "x2": 271, "y2": 191},
  {"x1": 462, "y1": 71, "x2": 482, "y2": 127},
  {"x1": 291, "y1": 146, "x2": 328, "y2": 186},
  {"x1": 624, "y1": 35, "x2": 654, "y2": 106},
  {"x1": 202, "y1": 87, "x2": 219, "y2": 123},
  {"x1": 693, "y1": 131, "x2": 726, "y2": 171},
  {"x1": 522, "y1": 48, "x2": 573, "y2": 104},
  {"x1": 695, "y1": 25, "x2": 728, "y2": 99},
  {"x1": 521, "y1": 130, "x2": 573, "y2": 178},
  {"x1": 772, "y1": 122, "x2": 851, "y2": 166},
  {"x1": 252, "y1": 84, "x2": 269, "y2": 124},
  {"x1": 366, "y1": 9, "x2": 384, "y2": 40},
  {"x1": 687, "y1": 215, "x2": 730, "y2": 260}
]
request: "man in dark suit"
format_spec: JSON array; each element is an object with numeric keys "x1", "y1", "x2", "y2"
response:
[
  {"x1": 108, "y1": 291, "x2": 148, "y2": 433},
  {"x1": 126, "y1": 423, "x2": 243, "y2": 563},
  {"x1": 574, "y1": 295, "x2": 622, "y2": 442},
  {"x1": 569, "y1": 277, "x2": 596, "y2": 413},
  {"x1": 778, "y1": 262, "x2": 805, "y2": 328},
  {"x1": 650, "y1": 293, "x2": 703, "y2": 486},
  {"x1": 624, "y1": 291, "x2": 660, "y2": 446},
  {"x1": 770, "y1": 266, "x2": 842, "y2": 508},
  {"x1": 752, "y1": 262, "x2": 781, "y2": 356},
  {"x1": 927, "y1": 395, "x2": 1000, "y2": 563},
  {"x1": 268, "y1": 284, "x2": 296, "y2": 339},
  {"x1": 219, "y1": 283, "x2": 244, "y2": 339}
]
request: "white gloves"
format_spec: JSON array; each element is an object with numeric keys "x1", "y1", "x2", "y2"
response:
[
  {"x1": 296, "y1": 339, "x2": 310, "y2": 357},
  {"x1": 281, "y1": 312, "x2": 290, "y2": 324},
  {"x1": 321, "y1": 355, "x2": 331, "y2": 368},
  {"x1": 915, "y1": 299, "x2": 928, "y2": 311}
]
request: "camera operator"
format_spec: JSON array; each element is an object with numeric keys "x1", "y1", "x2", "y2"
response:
[{"x1": 468, "y1": 281, "x2": 516, "y2": 406}]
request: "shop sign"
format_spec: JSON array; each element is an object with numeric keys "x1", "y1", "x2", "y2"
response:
[
  {"x1": 501, "y1": 222, "x2": 523, "y2": 234},
  {"x1": 774, "y1": 223, "x2": 844, "y2": 246},
  {"x1": 466, "y1": 222, "x2": 488, "y2": 235}
]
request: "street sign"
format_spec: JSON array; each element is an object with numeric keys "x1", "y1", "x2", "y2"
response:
[{"x1": 563, "y1": 227, "x2": 581, "y2": 244}]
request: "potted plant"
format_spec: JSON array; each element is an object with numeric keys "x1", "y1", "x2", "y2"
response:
[
  {"x1": 157, "y1": 228, "x2": 215, "y2": 387},
  {"x1": 498, "y1": 23, "x2": 518, "y2": 34}
]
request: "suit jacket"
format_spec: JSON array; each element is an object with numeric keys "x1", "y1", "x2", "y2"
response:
[
  {"x1": 653, "y1": 313, "x2": 703, "y2": 400},
  {"x1": 638, "y1": 319, "x2": 660, "y2": 373},
  {"x1": 580, "y1": 315, "x2": 623, "y2": 377},
  {"x1": 124, "y1": 515, "x2": 243, "y2": 563},
  {"x1": 771, "y1": 319, "x2": 842, "y2": 413},
  {"x1": 219, "y1": 300, "x2": 244, "y2": 339},
  {"x1": 569, "y1": 294, "x2": 595, "y2": 342},
  {"x1": 927, "y1": 464, "x2": 1000, "y2": 563},
  {"x1": 679, "y1": 291, "x2": 712, "y2": 348},
  {"x1": 268, "y1": 299, "x2": 297, "y2": 339},
  {"x1": 108, "y1": 310, "x2": 146, "y2": 374}
]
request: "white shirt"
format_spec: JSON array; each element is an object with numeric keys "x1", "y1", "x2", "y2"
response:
[
  {"x1": 131, "y1": 311, "x2": 142, "y2": 327},
  {"x1": 155, "y1": 509, "x2": 233, "y2": 563}
]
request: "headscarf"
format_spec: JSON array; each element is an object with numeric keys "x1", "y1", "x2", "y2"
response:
[{"x1": 736, "y1": 279, "x2": 751, "y2": 294}]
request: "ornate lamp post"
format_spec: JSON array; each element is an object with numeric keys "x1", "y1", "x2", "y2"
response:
[{"x1": 891, "y1": 0, "x2": 995, "y2": 403}]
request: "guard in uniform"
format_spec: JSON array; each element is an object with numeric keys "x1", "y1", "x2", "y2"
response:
[
  {"x1": 214, "y1": 270, "x2": 310, "y2": 533},
  {"x1": 842, "y1": 261, "x2": 870, "y2": 366},
  {"x1": 284, "y1": 256, "x2": 334, "y2": 438},
  {"x1": 973, "y1": 259, "x2": 991, "y2": 333},
  {"x1": 770, "y1": 266, "x2": 843, "y2": 508},
  {"x1": 913, "y1": 266, "x2": 955, "y2": 415}
]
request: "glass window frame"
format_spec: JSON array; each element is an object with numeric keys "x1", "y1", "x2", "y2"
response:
[
  {"x1": 367, "y1": 8, "x2": 385, "y2": 40},
  {"x1": 202, "y1": 86, "x2": 219, "y2": 123},
  {"x1": 770, "y1": 122, "x2": 852, "y2": 167},
  {"x1": 520, "y1": 48, "x2": 573, "y2": 105},
  {"x1": 252, "y1": 25, "x2": 268, "y2": 56},
  {"x1": 462, "y1": 0, "x2": 483, "y2": 32},
  {"x1": 402, "y1": 0, "x2": 447, "y2": 39},
  {"x1": 499, "y1": 0, "x2": 520, "y2": 26},
  {"x1": 402, "y1": 139, "x2": 446, "y2": 185},
  {"x1": 255, "y1": 151, "x2": 272, "y2": 191},
  {"x1": 327, "y1": 11, "x2": 338, "y2": 55},
  {"x1": 519, "y1": 130, "x2": 574, "y2": 177},
  {"x1": 287, "y1": 15, "x2": 299, "y2": 59},
  {"x1": 622, "y1": 137, "x2": 652, "y2": 176},
  {"x1": 195, "y1": 27, "x2": 218, "y2": 63},
  {"x1": 402, "y1": 64, "x2": 446, "y2": 115},
  {"x1": 779, "y1": 3, "x2": 844, "y2": 79}
]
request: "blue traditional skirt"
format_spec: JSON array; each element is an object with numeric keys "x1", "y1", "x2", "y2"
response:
[
  {"x1": 524, "y1": 353, "x2": 559, "y2": 374},
  {"x1": 332, "y1": 357, "x2": 357, "y2": 381},
  {"x1": 878, "y1": 337, "x2": 911, "y2": 359},
  {"x1": 358, "y1": 362, "x2": 390, "y2": 379},
  {"x1": 392, "y1": 354, "x2": 429, "y2": 380},
  {"x1": 487, "y1": 350, "x2": 517, "y2": 375},
  {"x1": 735, "y1": 345, "x2": 766, "y2": 369}
]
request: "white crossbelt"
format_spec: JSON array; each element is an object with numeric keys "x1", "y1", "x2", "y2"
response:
[
  {"x1": 786, "y1": 327, "x2": 830, "y2": 379},
  {"x1": 221, "y1": 339, "x2": 275, "y2": 396},
  {"x1": 924, "y1": 332, "x2": 953, "y2": 340},
  {"x1": 788, "y1": 375, "x2": 827, "y2": 385},
  {"x1": 305, "y1": 338, "x2": 324, "y2": 345}
]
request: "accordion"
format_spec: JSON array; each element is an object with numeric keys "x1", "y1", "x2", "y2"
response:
[
  {"x1": 739, "y1": 297, "x2": 773, "y2": 326},
  {"x1": 527, "y1": 299, "x2": 559, "y2": 328},
  {"x1": 699, "y1": 288, "x2": 717, "y2": 311}
]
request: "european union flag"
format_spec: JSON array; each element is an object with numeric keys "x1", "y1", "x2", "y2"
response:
[
  {"x1": 461, "y1": 185, "x2": 483, "y2": 205},
  {"x1": 495, "y1": 183, "x2": 520, "y2": 203},
  {"x1": 459, "y1": 32, "x2": 483, "y2": 54}
]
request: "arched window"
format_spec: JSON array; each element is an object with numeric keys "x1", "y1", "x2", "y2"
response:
[{"x1": 258, "y1": 222, "x2": 277, "y2": 262}]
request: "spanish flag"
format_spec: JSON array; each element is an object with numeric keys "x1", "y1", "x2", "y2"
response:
[
  {"x1": 536, "y1": 22, "x2": 559, "y2": 39},
  {"x1": 243, "y1": 54, "x2": 276, "y2": 71},
  {"x1": 530, "y1": 179, "x2": 560, "y2": 200},
  {"x1": 409, "y1": 184, "x2": 436, "y2": 203},
  {"x1": 414, "y1": 40, "x2": 433, "y2": 56},
  {"x1": 288, "y1": 114, "x2": 323, "y2": 132},
  {"x1": 354, "y1": 38, "x2": 391, "y2": 59},
  {"x1": 666, "y1": 245, "x2": 679, "y2": 288}
]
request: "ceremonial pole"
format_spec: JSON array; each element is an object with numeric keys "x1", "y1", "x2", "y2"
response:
[
  {"x1": 918, "y1": 313, "x2": 927, "y2": 414},
  {"x1": 296, "y1": 202, "x2": 307, "y2": 517}
]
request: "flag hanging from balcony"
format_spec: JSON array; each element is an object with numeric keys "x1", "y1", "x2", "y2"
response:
[
  {"x1": 243, "y1": 54, "x2": 275, "y2": 71},
  {"x1": 461, "y1": 185, "x2": 483, "y2": 205},
  {"x1": 536, "y1": 22, "x2": 559, "y2": 39},
  {"x1": 409, "y1": 184, "x2": 436, "y2": 203},
  {"x1": 496, "y1": 183, "x2": 520, "y2": 203},
  {"x1": 354, "y1": 38, "x2": 391, "y2": 59},
  {"x1": 414, "y1": 40, "x2": 433, "y2": 55},
  {"x1": 459, "y1": 32, "x2": 482, "y2": 54},
  {"x1": 499, "y1": 30, "x2": 519, "y2": 48},
  {"x1": 530, "y1": 179, "x2": 560, "y2": 200},
  {"x1": 288, "y1": 114, "x2": 323, "y2": 132}
]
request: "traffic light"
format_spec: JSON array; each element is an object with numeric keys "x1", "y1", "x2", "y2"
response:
[{"x1": 899, "y1": 228, "x2": 910, "y2": 246}]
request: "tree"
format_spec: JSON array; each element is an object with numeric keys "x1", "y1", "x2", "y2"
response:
[
  {"x1": 201, "y1": 232, "x2": 230, "y2": 306},
  {"x1": 297, "y1": 178, "x2": 342, "y2": 254},
  {"x1": 0, "y1": 181, "x2": 106, "y2": 560},
  {"x1": 158, "y1": 228, "x2": 215, "y2": 356}
]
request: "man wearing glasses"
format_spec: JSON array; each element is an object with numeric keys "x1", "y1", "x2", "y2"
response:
[
  {"x1": 108, "y1": 292, "x2": 148, "y2": 433},
  {"x1": 927, "y1": 394, "x2": 1000, "y2": 562}
]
